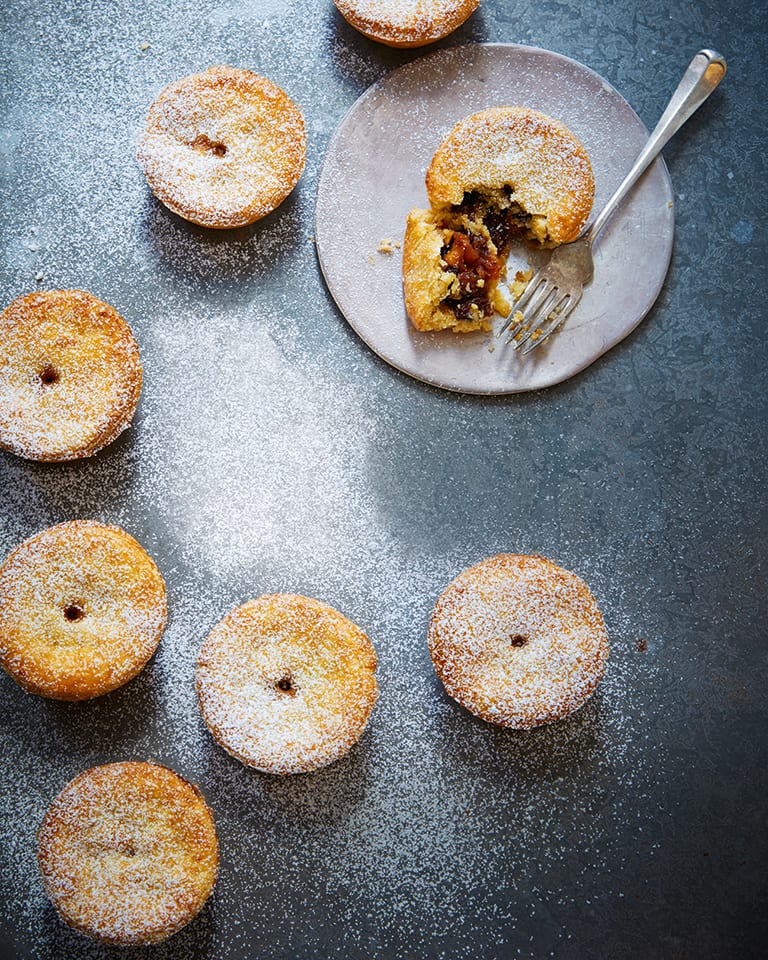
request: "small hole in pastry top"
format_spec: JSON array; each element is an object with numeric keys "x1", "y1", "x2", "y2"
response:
[
  {"x1": 275, "y1": 676, "x2": 297, "y2": 696},
  {"x1": 191, "y1": 135, "x2": 227, "y2": 157},
  {"x1": 509, "y1": 634, "x2": 528, "y2": 647},
  {"x1": 38, "y1": 364, "x2": 60, "y2": 385},
  {"x1": 110, "y1": 836, "x2": 137, "y2": 857},
  {"x1": 63, "y1": 604, "x2": 86, "y2": 622}
]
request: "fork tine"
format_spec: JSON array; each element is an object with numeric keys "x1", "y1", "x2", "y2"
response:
[
  {"x1": 497, "y1": 273, "x2": 549, "y2": 336},
  {"x1": 508, "y1": 283, "x2": 560, "y2": 349},
  {"x1": 521, "y1": 292, "x2": 582, "y2": 355}
]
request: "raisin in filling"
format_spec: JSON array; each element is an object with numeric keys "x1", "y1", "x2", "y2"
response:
[
  {"x1": 456, "y1": 191, "x2": 531, "y2": 246},
  {"x1": 441, "y1": 230, "x2": 501, "y2": 320},
  {"x1": 484, "y1": 207, "x2": 529, "y2": 253}
]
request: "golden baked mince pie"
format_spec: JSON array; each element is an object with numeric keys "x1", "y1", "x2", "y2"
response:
[{"x1": 403, "y1": 106, "x2": 595, "y2": 333}]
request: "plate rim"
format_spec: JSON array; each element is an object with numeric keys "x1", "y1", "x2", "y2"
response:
[{"x1": 314, "y1": 42, "x2": 675, "y2": 396}]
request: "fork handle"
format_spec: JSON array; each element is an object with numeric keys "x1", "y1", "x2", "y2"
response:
[{"x1": 588, "y1": 49, "x2": 727, "y2": 240}]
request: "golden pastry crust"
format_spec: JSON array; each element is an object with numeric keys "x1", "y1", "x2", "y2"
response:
[
  {"x1": 426, "y1": 106, "x2": 595, "y2": 244},
  {"x1": 402, "y1": 207, "x2": 510, "y2": 332},
  {"x1": 429, "y1": 554, "x2": 608, "y2": 728},
  {"x1": 38, "y1": 762, "x2": 219, "y2": 946},
  {"x1": 197, "y1": 594, "x2": 378, "y2": 774},
  {"x1": 0, "y1": 521, "x2": 167, "y2": 701},
  {"x1": 0, "y1": 290, "x2": 142, "y2": 461},
  {"x1": 334, "y1": 0, "x2": 479, "y2": 47},
  {"x1": 138, "y1": 66, "x2": 306, "y2": 228}
]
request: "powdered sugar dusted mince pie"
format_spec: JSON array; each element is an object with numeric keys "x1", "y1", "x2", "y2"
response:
[
  {"x1": 197, "y1": 594, "x2": 378, "y2": 774},
  {"x1": 403, "y1": 107, "x2": 594, "y2": 332},
  {"x1": 0, "y1": 290, "x2": 142, "y2": 461},
  {"x1": 138, "y1": 66, "x2": 306, "y2": 228},
  {"x1": 334, "y1": 0, "x2": 479, "y2": 47},
  {"x1": 0, "y1": 521, "x2": 167, "y2": 701},
  {"x1": 38, "y1": 762, "x2": 219, "y2": 945},
  {"x1": 429, "y1": 554, "x2": 608, "y2": 728}
]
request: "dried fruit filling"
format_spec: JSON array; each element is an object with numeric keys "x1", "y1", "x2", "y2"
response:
[
  {"x1": 441, "y1": 230, "x2": 501, "y2": 320},
  {"x1": 439, "y1": 192, "x2": 533, "y2": 320},
  {"x1": 456, "y1": 191, "x2": 532, "y2": 250}
]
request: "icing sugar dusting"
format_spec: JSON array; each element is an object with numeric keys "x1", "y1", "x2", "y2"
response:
[
  {"x1": 37, "y1": 761, "x2": 218, "y2": 945},
  {"x1": 0, "y1": 520, "x2": 167, "y2": 699},
  {"x1": 429, "y1": 554, "x2": 609, "y2": 727},
  {"x1": 426, "y1": 106, "x2": 596, "y2": 243},
  {"x1": 138, "y1": 66, "x2": 306, "y2": 229},
  {"x1": 196, "y1": 594, "x2": 378, "y2": 774},
  {"x1": 334, "y1": 0, "x2": 480, "y2": 45},
  {"x1": 0, "y1": 291, "x2": 142, "y2": 461}
]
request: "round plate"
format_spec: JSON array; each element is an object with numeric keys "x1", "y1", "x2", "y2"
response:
[{"x1": 315, "y1": 44, "x2": 674, "y2": 394}]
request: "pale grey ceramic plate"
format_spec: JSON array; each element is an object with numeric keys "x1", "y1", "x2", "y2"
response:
[{"x1": 315, "y1": 43, "x2": 674, "y2": 394}]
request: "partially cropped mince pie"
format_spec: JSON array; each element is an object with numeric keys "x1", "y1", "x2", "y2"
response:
[
  {"x1": 402, "y1": 106, "x2": 595, "y2": 333},
  {"x1": 333, "y1": 0, "x2": 480, "y2": 48}
]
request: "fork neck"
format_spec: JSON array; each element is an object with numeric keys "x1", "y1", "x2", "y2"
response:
[{"x1": 585, "y1": 49, "x2": 726, "y2": 242}]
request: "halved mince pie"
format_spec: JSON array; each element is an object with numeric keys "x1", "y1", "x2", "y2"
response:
[{"x1": 403, "y1": 106, "x2": 594, "y2": 333}]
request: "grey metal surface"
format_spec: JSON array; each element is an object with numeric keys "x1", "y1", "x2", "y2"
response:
[{"x1": 0, "y1": 1, "x2": 766, "y2": 959}]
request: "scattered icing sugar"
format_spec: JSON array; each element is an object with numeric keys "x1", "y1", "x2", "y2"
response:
[
  {"x1": 0, "y1": 521, "x2": 166, "y2": 699},
  {"x1": 0, "y1": 291, "x2": 142, "y2": 461},
  {"x1": 426, "y1": 107, "x2": 596, "y2": 244},
  {"x1": 196, "y1": 594, "x2": 378, "y2": 774},
  {"x1": 37, "y1": 761, "x2": 218, "y2": 944}
]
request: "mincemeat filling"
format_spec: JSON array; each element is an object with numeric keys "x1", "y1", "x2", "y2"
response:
[
  {"x1": 441, "y1": 230, "x2": 500, "y2": 319},
  {"x1": 440, "y1": 191, "x2": 533, "y2": 319}
]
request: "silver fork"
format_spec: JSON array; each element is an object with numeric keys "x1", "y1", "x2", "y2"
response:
[{"x1": 499, "y1": 49, "x2": 727, "y2": 355}]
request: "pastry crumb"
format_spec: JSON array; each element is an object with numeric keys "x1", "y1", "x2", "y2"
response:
[
  {"x1": 509, "y1": 311, "x2": 525, "y2": 338},
  {"x1": 511, "y1": 268, "x2": 534, "y2": 300},
  {"x1": 377, "y1": 238, "x2": 396, "y2": 254},
  {"x1": 139, "y1": 41, "x2": 151, "y2": 51},
  {"x1": 367, "y1": 254, "x2": 375, "y2": 266}
]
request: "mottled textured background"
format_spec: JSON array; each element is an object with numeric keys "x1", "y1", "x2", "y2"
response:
[{"x1": 0, "y1": 1, "x2": 766, "y2": 958}]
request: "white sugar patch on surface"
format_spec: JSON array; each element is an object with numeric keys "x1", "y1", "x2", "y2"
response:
[
  {"x1": 134, "y1": 302, "x2": 400, "y2": 582},
  {"x1": 0, "y1": 300, "x2": 673, "y2": 958},
  {"x1": 0, "y1": 294, "x2": 672, "y2": 953}
]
